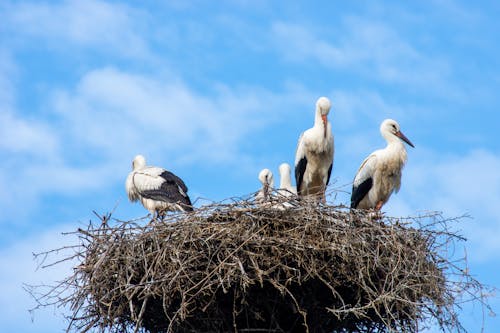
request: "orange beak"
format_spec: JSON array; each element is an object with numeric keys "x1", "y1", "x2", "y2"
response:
[{"x1": 321, "y1": 114, "x2": 328, "y2": 138}]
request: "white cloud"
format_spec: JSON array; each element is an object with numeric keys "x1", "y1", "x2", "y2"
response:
[
  {"x1": 0, "y1": 65, "x2": 318, "y2": 222},
  {"x1": 0, "y1": 223, "x2": 78, "y2": 332},
  {"x1": 0, "y1": 109, "x2": 59, "y2": 156},
  {"x1": 385, "y1": 149, "x2": 500, "y2": 263},
  {"x1": 3, "y1": 0, "x2": 151, "y2": 59},
  {"x1": 52, "y1": 67, "x2": 310, "y2": 166},
  {"x1": 271, "y1": 17, "x2": 451, "y2": 90}
]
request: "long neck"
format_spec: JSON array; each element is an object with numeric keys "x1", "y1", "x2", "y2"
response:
[
  {"x1": 280, "y1": 172, "x2": 292, "y2": 189},
  {"x1": 314, "y1": 108, "x2": 329, "y2": 139},
  {"x1": 314, "y1": 108, "x2": 323, "y2": 127},
  {"x1": 385, "y1": 137, "x2": 408, "y2": 165}
]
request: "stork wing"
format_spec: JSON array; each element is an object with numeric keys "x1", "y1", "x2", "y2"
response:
[
  {"x1": 326, "y1": 163, "x2": 333, "y2": 186},
  {"x1": 350, "y1": 154, "x2": 376, "y2": 209},
  {"x1": 132, "y1": 167, "x2": 167, "y2": 192},
  {"x1": 125, "y1": 171, "x2": 139, "y2": 201},
  {"x1": 294, "y1": 133, "x2": 307, "y2": 195},
  {"x1": 160, "y1": 170, "x2": 189, "y2": 194},
  {"x1": 141, "y1": 170, "x2": 193, "y2": 210}
]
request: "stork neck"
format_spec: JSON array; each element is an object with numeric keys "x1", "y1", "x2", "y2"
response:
[
  {"x1": 314, "y1": 109, "x2": 324, "y2": 127},
  {"x1": 280, "y1": 174, "x2": 292, "y2": 189},
  {"x1": 385, "y1": 135, "x2": 405, "y2": 148},
  {"x1": 384, "y1": 138, "x2": 407, "y2": 164}
]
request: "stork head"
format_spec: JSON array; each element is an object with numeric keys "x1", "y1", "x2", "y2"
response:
[
  {"x1": 316, "y1": 97, "x2": 331, "y2": 137},
  {"x1": 316, "y1": 96, "x2": 331, "y2": 117},
  {"x1": 380, "y1": 119, "x2": 415, "y2": 148},
  {"x1": 258, "y1": 168, "x2": 274, "y2": 189},
  {"x1": 132, "y1": 154, "x2": 147, "y2": 170},
  {"x1": 278, "y1": 163, "x2": 291, "y2": 177}
]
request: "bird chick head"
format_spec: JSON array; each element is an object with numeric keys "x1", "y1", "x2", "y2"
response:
[
  {"x1": 258, "y1": 168, "x2": 274, "y2": 187},
  {"x1": 279, "y1": 163, "x2": 291, "y2": 176}
]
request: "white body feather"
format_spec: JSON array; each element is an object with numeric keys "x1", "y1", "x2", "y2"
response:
[
  {"x1": 125, "y1": 155, "x2": 191, "y2": 214},
  {"x1": 278, "y1": 163, "x2": 297, "y2": 197},
  {"x1": 353, "y1": 144, "x2": 407, "y2": 209},
  {"x1": 295, "y1": 97, "x2": 334, "y2": 199},
  {"x1": 255, "y1": 168, "x2": 274, "y2": 203},
  {"x1": 352, "y1": 119, "x2": 413, "y2": 210}
]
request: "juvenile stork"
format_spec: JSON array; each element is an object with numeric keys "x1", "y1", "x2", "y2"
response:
[
  {"x1": 278, "y1": 163, "x2": 297, "y2": 197},
  {"x1": 294, "y1": 97, "x2": 334, "y2": 201},
  {"x1": 125, "y1": 155, "x2": 193, "y2": 216},
  {"x1": 350, "y1": 119, "x2": 415, "y2": 210},
  {"x1": 255, "y1": 168, "x2": 274, "y2": 203}
]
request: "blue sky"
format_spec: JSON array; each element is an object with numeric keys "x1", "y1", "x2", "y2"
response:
[{"x1": 0, "y1": 0, "x2": 499, "y2": 331}]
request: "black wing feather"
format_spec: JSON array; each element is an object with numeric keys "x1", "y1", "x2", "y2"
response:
[
  {"x1": 159, "y1": 171, "x2": 188, "y2": 193},
  {"x1": 142, "y1": 171, "x2": 193, "y2": 211},
  {"x1": 350, "y1": 177, "x2": 373, "y2": 209},
  {"x1": 326, "y1": 163, "x2": 333, "y2": 186},
  {"x1": 295, "y1": 157, "x2": 307, "y2": 196}
]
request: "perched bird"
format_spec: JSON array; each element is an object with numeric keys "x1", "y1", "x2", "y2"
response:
[
  {"x1": 255, "y1": 168, "x2": 274, "y2": 203},
  {"x1": 294, "y1": 97, "x2": 334, "y2": 201},
  {"x1": 277, "y1": 163, "x2": 297, "y2": 197},
  {"x1": 125, "y1": 155, "x2": 193, "y2": 217},
  {"x1": 350, "y1": 119, "x2": 415, "y2": 210}
]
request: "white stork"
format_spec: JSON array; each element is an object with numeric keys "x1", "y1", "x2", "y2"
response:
[
  {"x1": 350, "y1": 119, "x2": 415, "y2": 210},
  {"x1": 278, "y1": 163, "x2": 297, "y2": 197},
  {"x1": 294, "y1": 97, "x2": 334, "y2": 201},
  {"x1": 125, "y1": 155, "x2": 193, "y2": 216},
  {"x1": 255, "y1": 168, "x2": 274, "y2": 203}
]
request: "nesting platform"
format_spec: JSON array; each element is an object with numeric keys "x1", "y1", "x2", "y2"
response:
[{"x1": 31, "y1": 196, "x2": 487, "y2": 332}]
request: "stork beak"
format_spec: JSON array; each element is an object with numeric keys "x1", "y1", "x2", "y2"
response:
[
  {"x1": 321, "y1": 114, "x2": 328, "y2": 137},
  {"x1": 395, "y1": 131, "x2": 415, "y2": 148},
  {"x1": 321, "y1": 114, "x2": 327, "y2": 125}
]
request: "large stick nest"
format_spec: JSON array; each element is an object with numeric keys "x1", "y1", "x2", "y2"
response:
[{"x1": 29, "y1": 194, "x2": 489, "y2": 332}]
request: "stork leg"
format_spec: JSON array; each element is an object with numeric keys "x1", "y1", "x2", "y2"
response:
[{"x1": 375, "y1": 201, "x2": 384, "y2": 211}]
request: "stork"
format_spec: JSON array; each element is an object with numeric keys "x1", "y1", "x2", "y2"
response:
[
  {"x1": 255, "y1": 168, "x2": 274, "y2": 203},
  {"x1": 278, "y1": 163, "x2": 297, "y2": 197},
  {"x1": 350, "y1": 119, "x2": 414, "y2": 210},
  {"x1": 125, "y1": 155, "x2": 193, "y2": 217},
  {"x1": 294, "y1": 97, "x2": 334, "y2": 201}
]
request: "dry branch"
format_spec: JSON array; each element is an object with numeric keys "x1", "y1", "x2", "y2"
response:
[{"x1": 28, "y1": 193, "x2": 491, "y2": 332}]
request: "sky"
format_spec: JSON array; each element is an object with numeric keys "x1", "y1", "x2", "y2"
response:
[{"x1": 0, "y1": 0, "x2": 499, "y2": 331}]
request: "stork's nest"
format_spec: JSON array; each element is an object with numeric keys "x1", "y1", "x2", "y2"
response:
[{"x1": 29, "y1": 194, "x2": 490, "y2": 332}]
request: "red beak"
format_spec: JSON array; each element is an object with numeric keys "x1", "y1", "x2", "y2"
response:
[
  {"x1": 395, "y1": 131, "x2": 415, "y2": 148},
  {"x1": 321, "y1": 114, "x2": 328, "y2": 138}
]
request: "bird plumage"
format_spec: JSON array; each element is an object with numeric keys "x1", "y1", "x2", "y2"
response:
[
  {"x1": 278, "y1": 163, "x2": 296, "y2": 197},
  {"x1": 255, "y1": 168, "x2": 274, "y2": 203},
  {"x1": 294, "y1": 97, "x2": 334, "y2": 201},
  {"x1": 351, "y1": 119, "x2": 414, "y2": 210},
  {"x1": 126, "y1": 155, "x2": 193, "y2": 216}
]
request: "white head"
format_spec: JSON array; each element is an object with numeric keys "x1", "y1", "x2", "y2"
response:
[
  {"x1": 380, "y1": 119, "x2": 415, "y2": 148},
  {"x1": 132, "y1": 154, "x2": 147, "y2": 170},
  {"x1": 279, "y1": 163, "x2": 291, "y2": 177},
  {"x1": 258, "y1": 168, "x2": 274, "y2": 188},
  {"x1": 316, "y1": 97, "x2": 331, "y2": 116},
  {"x1": 315, "y1": 97, "x2": 331, "y2": 137}
]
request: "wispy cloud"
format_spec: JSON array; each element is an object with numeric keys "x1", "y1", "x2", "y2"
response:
[
  {"x1": 0, "y1": 223, "x2": 77, "y2": 332},
  {"x1": 52, "y1": 67, "x2": 309, "y2": 165},
  {"x1": 0, "y1": 65, "x2": 317, "y2": 222},
  {"x1": 0, "y1": 110, "x2": 59, "y2": 157},
  {"x1": 271, "y1": 17, "x2": 451, "y2": 89},
  {"x1": 386, "y1": 149, "x2": 500, "y2": 262},
  {"x1": 2, "y1": 0, "x2": 151, "y2": 59}
]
